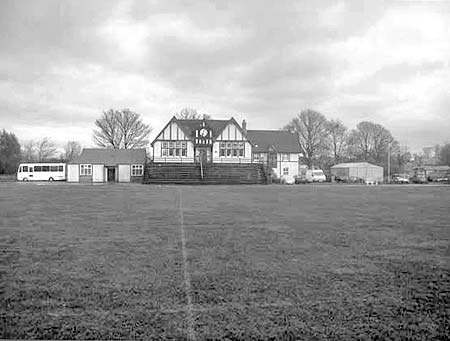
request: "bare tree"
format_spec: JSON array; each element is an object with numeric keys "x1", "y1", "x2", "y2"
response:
[
  {"x1": 93, "y1": 109, "x2": 152, "y2": 149},
  {"x1": 285, "y1": 109, "x2": 328, "y2": 168},
  {"x1": 64, "y1": 141, "x2": 82, "y2": 162},
  {"x1": 22, "y1": 140, "x2": 37, "y2": 162},
  {"x1": 175, "y1": 107, "x2": 211, "y2": 120},
  {"x1": 36, "y1": 137, "x2": 57, "y2": 161},
  {"x1": 347, "y1": 121, "x2": 395, "y2": 163},
  {"x1": 93, "y1": 110, "x2": 122, "y2": 148},
  {"x1": 325, "y1": 119, "x2": 347, "y2": 164},
  {"x1": 392, "y1": 145, "x2": 412, "y2": 174}
]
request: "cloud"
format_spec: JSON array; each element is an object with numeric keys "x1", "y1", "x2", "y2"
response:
[{"x1": 0, "y1": 0, "x2": 449, "y2": 153}]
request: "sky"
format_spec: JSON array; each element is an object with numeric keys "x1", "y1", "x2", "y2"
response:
[{"x1": 1, "y1": 0, "x2": 449, "y2": 153}]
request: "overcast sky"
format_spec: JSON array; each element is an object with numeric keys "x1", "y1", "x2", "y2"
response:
[{"x1": 1, "y1": 0, "x2": 449, "y2": 152}]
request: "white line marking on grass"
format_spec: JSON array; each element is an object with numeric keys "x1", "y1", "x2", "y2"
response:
[
  {"x1": 178, "y1": 188, "x2": 196, "y2": 341},
  {"x1": 156, "y1": 301, "x2": 296, "y2": 314}
]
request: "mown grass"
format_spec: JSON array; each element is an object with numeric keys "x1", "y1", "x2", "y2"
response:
[
  {"x1": 1, "y1": 183, "x2": 449, "y2": 340},
  {"x1": 0, "y1": 174, "x2": 15, "y2": 182}
]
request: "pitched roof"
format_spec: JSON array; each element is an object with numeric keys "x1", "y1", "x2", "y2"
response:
[
  {"x1": 151, "y1": 116, "x2": 248, "y2": 145},
  {"x1": 176, "y1": 119, "x2": 230, "y2": 139},
  {"x1": 246, "y1": 130, "x2": 301, "y2": 153},
  {"x1": 331, "y1": 162, "x2": 382, "y2": 169},
  {"x1": 70, "y1": 148, "x2": 146, "y2": 165}
]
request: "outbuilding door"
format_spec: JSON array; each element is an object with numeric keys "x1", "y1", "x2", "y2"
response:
[{"x1": 107, "y1": 167, "x2": 116, "y2": 182}]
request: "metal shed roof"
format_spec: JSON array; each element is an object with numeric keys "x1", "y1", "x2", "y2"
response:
[{"x1": 331, "y1": 162, "x2": 382, "y2": 169}]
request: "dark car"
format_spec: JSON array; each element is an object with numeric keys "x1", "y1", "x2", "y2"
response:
[{"x1": 294, "y1": 175, "x2": 307, "y2": 184}]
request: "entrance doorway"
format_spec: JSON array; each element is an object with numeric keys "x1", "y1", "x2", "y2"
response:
[
  {"x1": 268, "y1": 151, "x2": 277, "y2": 169},
  {"x1": 107, "y1": 167, "x2": 116, "y2": 182},
  {"x1": 196, "y1": 147, "x2": 212, "y2": 164}
]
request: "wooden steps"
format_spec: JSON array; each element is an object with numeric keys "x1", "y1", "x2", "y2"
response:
[
  {"x1": 143, "y1": 163, "x2": 267, "y2": 185},
  {"x1": 144, "y1": 163, "x2": 202, "y2": 184}
]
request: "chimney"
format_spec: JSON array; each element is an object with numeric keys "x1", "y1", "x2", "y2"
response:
[{"x1": 242, "y1": 119, "x2": 247, "y2": 135}]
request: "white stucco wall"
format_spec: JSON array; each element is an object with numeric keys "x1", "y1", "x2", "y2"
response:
[
  {"x1": 118, "y1": 165, "x2": 131, "y2": 182},
  {"x1": 67, "y1": 164, "x2": 79, "y2": 182},
  {"x1": 274, "y1": 153, "x2": 299, "y2": 177},
  {"x1": 153, "y1": 141, "x2": 161, "y2": 158},
  {"x1": 92, "y1": 164, "x2": 104, "y2": 182}
]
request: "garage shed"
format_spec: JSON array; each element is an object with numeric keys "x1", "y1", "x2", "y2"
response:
[
  {"x1": 67, "y1": 148, "x2": 146, "y2": 183},
  {"x1": 331, "y1": 162, "x2": 384, "y2": 183}
]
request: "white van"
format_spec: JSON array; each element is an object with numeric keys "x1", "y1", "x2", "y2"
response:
[{"x1": 305, "y1": 169, "x2": 326, "y2": 182}]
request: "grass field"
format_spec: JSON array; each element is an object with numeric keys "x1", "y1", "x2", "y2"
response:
[{"x1": 1, "y1": 183, "x2": 449, "y2": 340}]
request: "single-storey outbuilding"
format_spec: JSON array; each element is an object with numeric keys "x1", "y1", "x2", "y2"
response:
[
  {"x1": 67, "y1": 148, "x2": 146, "y2": 183},
  {"x1": 331, "y1": 162, "x2": 384, "y2": 183}
]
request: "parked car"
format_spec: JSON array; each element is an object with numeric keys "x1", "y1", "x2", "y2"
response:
[
  {"x1": 294, "y1": 175, "x2": 307, "y2": 184},
  {"x1": 281, "y1": 174, "x2": 296, "y2": 184},
  {"x1": 392, "y1": 174, "x2": 409, "y2": 184},
  {"x1": 305, "y1": 169, "x2": 326, "y2": 182}
]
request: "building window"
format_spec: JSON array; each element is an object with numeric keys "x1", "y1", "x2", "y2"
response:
[
  {"x1": 220, "y1": 141, "x2": 245, "y2": 157},
  {"x1": 283, "y1": 167, "x2": 289, "y2": 175},
  {"x1": 132, "y1": 164, "x2": 143, "y2": 176},
  {"x1": 282, "y1": 153, "x2": 290, "y2": 162},
  {"x1": 239, "y1": 142, "x2": 244, "y2": 156},
  {"x1": 80, "y1": 164, "x2": 92, "y2": 176},
  {"x1": 252, "y1": 152, "x2": 268, "y2": 163},
  {"x1": 162, "y1": 141, "x2": 187, "y2": 157}
]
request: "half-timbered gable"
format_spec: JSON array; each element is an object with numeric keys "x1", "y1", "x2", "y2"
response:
[
  {"x1": 158, "y1": 118, "x2": 190, "y2": 141},
  {"x1": 152, "y1": 117, "x2": 195, "y2": 163},
  {"x1": 216, "y1": 120, "x2": 244, "y2": 141},
  {"x1": 212, "y1": 118, "x2": 252, "y2": 163}
]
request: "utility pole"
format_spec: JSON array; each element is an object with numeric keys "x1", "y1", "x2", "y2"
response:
[{"x1": 387, "y1": 143, "x2": 391, "y2": 183}]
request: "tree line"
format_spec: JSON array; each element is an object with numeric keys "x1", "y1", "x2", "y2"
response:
[
  {"x1": 285, "y1": 109, "x2": 401, "y2": 171},
  {"x1": 284, "y1": 109, "x2": 449, "y2": 174},
  {"x1": 0, "y1": 132, "x2": 84, "y2": 175}
]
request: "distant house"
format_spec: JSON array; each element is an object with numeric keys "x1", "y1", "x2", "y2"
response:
[
  {"x1": 246, "y1": 130, "x2": 301, "y2": 177},
  {"x1": 67, "y1": 148, "x2": 146, "y2": 183}
]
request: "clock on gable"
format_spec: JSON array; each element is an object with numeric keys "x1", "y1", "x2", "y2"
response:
[{"x1": 195, "y1": 122, "x2": 212, "y2": 145}]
